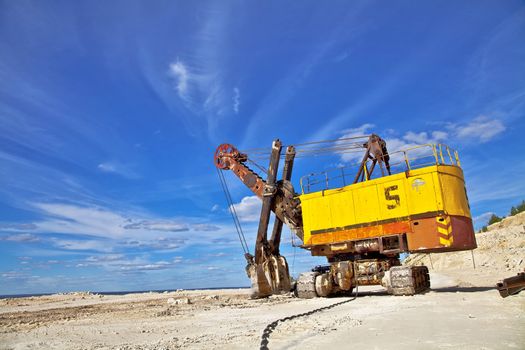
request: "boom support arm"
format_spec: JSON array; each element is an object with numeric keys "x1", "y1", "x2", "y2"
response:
[
  {"x1": 214, "y1": 140, "x2": 298, "y2": 297},
  {"x1": 214, "y1": 143, "x2": 303, "y2": 239}
]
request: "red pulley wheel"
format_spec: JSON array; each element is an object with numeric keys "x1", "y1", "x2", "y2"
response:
[{"x1": 214, "y1": 143, "x2": 237, "y2": 169}]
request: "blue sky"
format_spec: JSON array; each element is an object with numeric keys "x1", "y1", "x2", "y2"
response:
[{"x1": 1, "y1": 1, "x2": 524, "y2": 295}]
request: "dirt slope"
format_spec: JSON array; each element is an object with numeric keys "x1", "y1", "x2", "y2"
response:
[{"x1": 404, "y1": 212, "x2": 525, "y2": 285}]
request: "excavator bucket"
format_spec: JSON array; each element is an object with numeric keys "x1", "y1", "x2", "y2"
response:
[{"x1": 247, "y1": 255, "x2": 291, "y2": 298}]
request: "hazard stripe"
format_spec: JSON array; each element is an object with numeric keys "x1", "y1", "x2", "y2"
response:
[
  {"x1": 437, "y1": 227, "x2": 450, "y2": 235},
  {"x1": 439, "y1": 237, "x2": 454, "y2": 246},
  {"x1": 436, "y1": 216, "x2": 453, "y2": 247}
]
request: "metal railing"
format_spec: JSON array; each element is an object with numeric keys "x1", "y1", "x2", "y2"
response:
[{"x1": 299, "y1": 144, "x2": 460, "y2": 194}]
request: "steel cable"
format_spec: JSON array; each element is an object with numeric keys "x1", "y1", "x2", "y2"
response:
[
  {"x1": 259, "y1": 286, "x2": 359, "y2": 350},
  {"x1": 216, "y1": 168, "x2": 250, "y2": 254}
]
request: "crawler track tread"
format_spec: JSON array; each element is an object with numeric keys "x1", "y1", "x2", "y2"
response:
[{"x1": 295, "y1": 272, "x2": 319, "y2": 299}]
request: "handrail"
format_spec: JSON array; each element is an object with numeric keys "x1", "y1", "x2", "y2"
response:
[{"x1": 300, "y1": 143, "x2": 460, "y2": 194}]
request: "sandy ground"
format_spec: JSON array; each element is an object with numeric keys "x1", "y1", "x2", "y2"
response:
[
  {"x1": 1, "y1": 269, "x2": 523, "y2": 350},
  {"x1": 1, "y1": 215, "x2": 524, "y2": 350}
]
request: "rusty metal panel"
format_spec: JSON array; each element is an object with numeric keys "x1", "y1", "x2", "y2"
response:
[
  {"x1": 407, "y1": 215, "x2": 476, "y2": 252},
  {"x1": 497, "y1": 272, "x2": 525, "y2": 298}
]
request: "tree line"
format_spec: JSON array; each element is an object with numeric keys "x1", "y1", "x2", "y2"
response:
[{"x1": 480, "y1": 199, "x2": 525, "y2": 233}]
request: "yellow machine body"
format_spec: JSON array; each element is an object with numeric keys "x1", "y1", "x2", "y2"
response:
[{"x1": 300, "y1": 164, "x2": 477, "y2": 254}]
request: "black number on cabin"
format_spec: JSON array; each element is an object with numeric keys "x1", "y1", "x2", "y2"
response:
[{"x1": 384, "y1": 185, "x2": 400, "y2": 209}]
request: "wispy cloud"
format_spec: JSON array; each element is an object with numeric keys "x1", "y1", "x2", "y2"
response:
[
  {"x1": 0, "y1": 223, "x2": 37, "y2": 231},
  {"x1": 76, "y1": 254, "x2": 184, "y2": 273},
  {"x1": 334, "y1": 115, "x2": 504, "y2": 165},
  {"x1": 0, "y1": 233, "x2": 40, "y2": 242},
  {"x1": 51, "y1": 238, "x2": 113, "y2": 252},
  {"x1": 97, "y1": 162, "x2": 140, "y2": 179},
  {"x1": 30, "y1": 202, "x2": 226, "y2": 238},
  {"x1": 472, "y1": 212, "x2": 495, "y2": 228},
  {"x1": 168, "y1": 61, "x2": 190, "y2": 99},
  {"x1": 450, "y1": 116, "x2": 505, "y2": 143},
  {"x1": 123, "y1": 237, "x2": 187, "y2": 250},
  {"x1": 32, "y1": 202, "x2": 128, "y2": 238},
  {"x1": 123, "y1": 220, "x2": 189, "y2": 232},
  {"x1": 233, "y1": 87, "x2": 240, "y2": 114}
]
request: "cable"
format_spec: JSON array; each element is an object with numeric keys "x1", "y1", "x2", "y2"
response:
[
  {"x1": 247, "y1": 158, "x2": 268, "y2": 174},
  {"x1": 291, "y1": 134, "x2": 369, "y2": 147},
  {"x1": 216, "y1": 168, "x2": 250, "y2": 254},
  {"x1": 259, "y1": 285, "x2": 359, "y2": 350}
]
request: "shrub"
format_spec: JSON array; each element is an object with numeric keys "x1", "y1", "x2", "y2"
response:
[
  {"x1": 487, "y1": 214, "x2": 502, "y2": 225},
  {"x1": 510, "y1": 200, "x2": 525, "y2": 216}
]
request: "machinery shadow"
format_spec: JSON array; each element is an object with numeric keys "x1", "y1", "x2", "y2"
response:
[
  {"x1": 326, "y1": 285, "x2": 496, "y2": 298},
  {"x1": 430, "y1": 286, "x2": 495, "y2": 293}
]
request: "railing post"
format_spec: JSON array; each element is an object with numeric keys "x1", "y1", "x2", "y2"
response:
[
  {"x1": 446, "y1": 147, "x2": 453, "y2": 164},
  {"x1": 307, "y1": 177, "x2": 310, "y2": 193},
  {"x1": 455, "y1": 150, "x2": 461, "y2": 167},
  {"x1": 438, "y1": 144, "x2": 445, "y2": 164},
  {"x1": 432, "y1": 145, "x2": 439, "y2": 165}
]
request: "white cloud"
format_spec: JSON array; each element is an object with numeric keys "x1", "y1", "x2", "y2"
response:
[
  {"x1": 333, "y1": 115, "x2": 506, "y2": 166},
  {"x1": 97, "y1": 162, "x2": 116, "y2": 173},
  {"x1": 0, "y1": 233, "x2": 40, "y2": 242},
  {"x1": 52, "y1": 238, "x2": 113, "y2": 252},
  {"x1": 76, "y1": 254, "x2": 179, "y2": 272},
  {"x1": 168, "y1": 61, "x2": 189, "y2": 98},
  {"x1": 331, "y1": 116, "x2": 506, "y2": 174},
  {"x1": 24, "y1": 201, "x2": 234, "y2": 254},
  {"x1": 233, "y1": 87, "x2": 240, "y2": 114},
  {"x1": 192, "y1": 223, "x2": 221, "y2": 232},
  {"x1": 97, "y1": 162, "x2": 139, "y2": 179},
  {"x1": 0, "y1": 223, "x2": 37, "y2": 230},
  {"x1": 473, "y1": 212, "x2": 495, "y2": 228},
  {"x1": 123, "y1": 220, "x2": 189, "y2": 232},
  {"x1": 337, "y1": 124, "x2": 375, "y2": 163},
  {"x1": 86, "y1": 254, "x2": 125, "y2": 262},
  {"x1": 33, "y1": 202, "x2": 128, "y2": 238},
  {"x1": 123, "y1": 237, "x2": 187, "y2": 250},
  {"x1": 231, "y1": 196, "x2": 261, "y2": 222},
  {"x1": 334, "y1": 123, "x2": 452, "y2": 167},
  {"x1": 452, "y1": 116, "x2": 505, "y2": 143},
  {"x1": 431, "y1": 131, "x2": 448, "y2": 141},
  {"x1": 403, "y1": 131, "x2": 433, "y2": 144}
]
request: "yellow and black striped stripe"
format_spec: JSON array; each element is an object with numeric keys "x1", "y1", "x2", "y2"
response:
[{"x1": 437, "y1": 216, "x2": 453, "y2": 246}]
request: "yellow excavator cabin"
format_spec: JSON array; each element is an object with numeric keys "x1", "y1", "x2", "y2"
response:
[{"x1": 299, "y1": 144, "x2": 476, "y2": 257}]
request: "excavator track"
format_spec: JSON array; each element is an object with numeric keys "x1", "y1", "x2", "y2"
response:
[
  {"x1": 295, "y1": 271, "x2": 319, "y2": 299},
  {"x1": 387, "y1": 266, "x2": 430, "y2": 295}
]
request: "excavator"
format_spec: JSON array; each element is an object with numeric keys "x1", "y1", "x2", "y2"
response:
[{"x1": 214, "y1": 134, "x2": 477, "y2": 298}]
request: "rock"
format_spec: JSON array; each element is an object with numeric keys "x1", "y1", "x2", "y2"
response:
[
  {"x1": 168, "y1": 297, "x2": 191, "y2": 305},
  {"x1": 204, "y1": 295, "x2": 219, "y2": 300}
]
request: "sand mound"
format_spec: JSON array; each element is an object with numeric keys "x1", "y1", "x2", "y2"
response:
[
  {"x1": 487, "y1": 211, "x2": 525, "y2": 230},
  {"x1": 404, "y1": 213, "x2": 525, "y2": 275}
]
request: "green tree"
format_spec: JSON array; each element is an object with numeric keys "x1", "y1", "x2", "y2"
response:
[
  {"x1": 509, "y1": 200, "x2": 525, "y2": 216},
  {"x1": 517, "y1": 200, "x2": 525, "y2": 213},
  {"x1": 488, "y1": 214, "x2": 502, "y2": 225}
]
